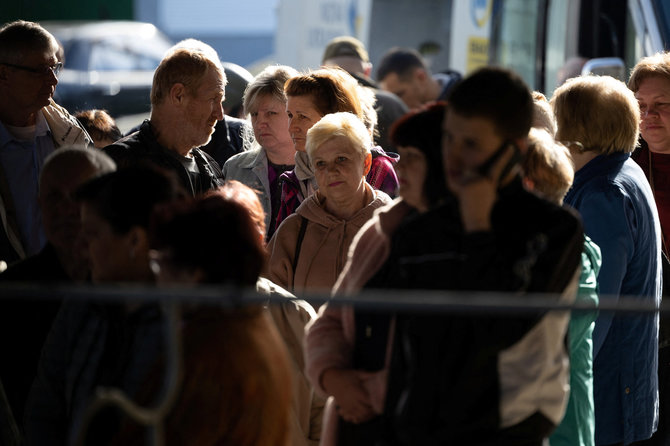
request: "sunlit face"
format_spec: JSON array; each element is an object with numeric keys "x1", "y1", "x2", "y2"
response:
[
  {"x1": 379, "y1": 71, "x2": 424, "y2": 110},
  {"x1": 0, "y1": 47, "x2": 59, "y2": 116},
  {"x1": 442, "y1": 110, "x2": 505, "y2": 194},
  {"x1": 312, "y1": 136, "x2": 368, "y2": 202},
  {"x1": 395, "y1": 145, "x2": 428, "y2": 212},
  {"x1": 182, "y1": 67, "x2": 225, "y2": 149},
  {"x1": 636, "y1": 76, "x2": 670, "y2": 154},
  {"x1": 250, "y1": 94, "x2": 294, "y2": 155},
  {"x1": 286, "y1": 95, "x2": 324, "y2": 152},
  {"x1": 80, "y1": 203, "x2": 135, "y2": 283}
]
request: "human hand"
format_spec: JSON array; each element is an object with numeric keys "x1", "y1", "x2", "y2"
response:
[
  {"x1": 456, "y1": 141, "x2": 521, "y2": 232},
  {"x1": 321, "y1": 368, "x2": 376, "y2": 424}
]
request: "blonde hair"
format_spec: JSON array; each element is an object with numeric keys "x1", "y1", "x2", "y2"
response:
[
  {"x1": 305, "y1": 112, "x2": 371, "y2": 161},
  {"x1": 551, "y1": 75, "x2": 640, "y2": 154},
  {"x1": 628, "y1": 51, "x2": 670, "y2": 92},
  {"x1": 523, "y1": 128, "x2": 574, "y2": 205},
  {"x1": 532, "y1": 91, "x2": 557, "y2": 136},
  {"x1": 151, "y1": 46, "x2": 224, "y2": 107}
]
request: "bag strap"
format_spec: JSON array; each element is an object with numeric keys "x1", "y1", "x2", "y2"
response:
[{"x1": 292, "y1": 216, "x2": 308, "y2": 272}]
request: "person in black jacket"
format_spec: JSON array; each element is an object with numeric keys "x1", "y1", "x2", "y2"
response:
[
  {"x1": 0, "y1": 146, "x2": 115, "y2": 437},
  {"x1": 369, "y1": 67, "x2": 584, "y2": 446},
  {"x1": 103, "y1": 40, "x2": 226, "y2": 196}
]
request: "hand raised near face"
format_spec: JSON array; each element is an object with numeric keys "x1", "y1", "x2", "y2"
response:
[{"x1": 456, "y1": 141, "x2": 521, "y2": 233}]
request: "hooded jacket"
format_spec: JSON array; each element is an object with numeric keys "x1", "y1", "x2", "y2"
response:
[{"x1": 266, "y1": 185, "x2": 391, "y2": 296}]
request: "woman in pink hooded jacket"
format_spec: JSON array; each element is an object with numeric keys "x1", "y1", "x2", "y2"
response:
[{"x1": 304, "y1": 102, "x2": 448, "y2": 445}]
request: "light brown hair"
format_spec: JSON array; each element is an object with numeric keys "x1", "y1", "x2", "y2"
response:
[
  {"x1": 150, "y1": 47, "x2": 224, "y2": 107},
  {"x1": 551, "y1": 75, "x2": 640, "y2": 155},
  {"x1": 523, "y1": 128, "x2": 574, "y2": 204},
  {"x1": 284, "y1": 67, "x2": 364, "y2": 121},
  {"x1": 628, "y1": 51, "x2": 670, "y2": 92}
]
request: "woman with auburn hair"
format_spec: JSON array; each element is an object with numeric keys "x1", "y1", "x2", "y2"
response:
[
  {"x1": 215, "y1": 180, "x2": 325, "y2": 446},
  {"x1": 276, "y1": 67, "x2": 398, "y2": 228},
  {"x1": 266, "y1": 112, "x2": 391, "y2": 296},
  {"x1": 552, "y1": 75, "x2": 662, "y2": 446},
  {"x1": 139, "y1": 190, "x2": 292, "y2": 446}
]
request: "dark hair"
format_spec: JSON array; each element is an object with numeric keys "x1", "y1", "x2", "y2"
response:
[
  {"x1": 390, "y1": 101, "x2": 449, "y2": 206},
  {"x1": 75, "y1": 109, "x2": 123, "y2": 145},
  {"x1": 150, "y1": 191, "x2": 266, "y2": 286},
  {"x1": 376, "y1": 47, "x2": 426, "y2": 82},
  {"x1": 448, "y1": 67, "x2": 533, "y2": 140},
  {"x1": 76, "y1": 166, "x2": 183, "y2": 234}
]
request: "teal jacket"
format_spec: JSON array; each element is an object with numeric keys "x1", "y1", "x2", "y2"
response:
[{"x1": 550, "y1": 236, "x2": 601, "y2": 446}]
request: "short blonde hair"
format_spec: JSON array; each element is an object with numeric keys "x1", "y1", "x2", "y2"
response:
[
  {"x1": 551, "y1": 75, "x2": 640, "y2": 154},
  {"x1": 532, "y1": 91, "x2": 557, "y2": 136},
  {"x1": 305, "y1": 112, "x2": 371, "y2": 162},
  {"x1": 628, "y1": 52, "x2": 670, "y2": 92},
  {"x1": 523, "y1": 128, "x2": 574, "y2": 205},
  {"x1": 151, "y1": 46, "x2": 224, "y2": 107}
]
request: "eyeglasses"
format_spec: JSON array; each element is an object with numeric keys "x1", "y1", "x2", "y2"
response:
[{"x1": 1, "y1": 61, "x2": 63, "y2": 77}]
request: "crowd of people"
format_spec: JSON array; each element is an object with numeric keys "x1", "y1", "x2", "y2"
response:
[{"x1": 0, "y1": 18, "x2": 668, "y2": 446}]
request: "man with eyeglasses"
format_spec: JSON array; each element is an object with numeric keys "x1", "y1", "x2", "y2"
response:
[{"x1": 0, "y1": 20, "x2": 91, "y2": 267}]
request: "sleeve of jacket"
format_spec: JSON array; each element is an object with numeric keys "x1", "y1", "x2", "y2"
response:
[
  {"x1": 265, "y1": 215, "x2": 301, "y2": 292},
  {"x1": 304, "y1": 303, "x2": 356, "y2": 396},
  {"x1": 25, "y1": 304, "x2": 77, "y2": 446},
  {"x1": 367, "y1": 155, "x2": 399, "y2": 199},
  {"x1": 577, "y1": 188, "x2": 633, "y2": 359},
  {"x1": 102, "y1": 141, "x2": 133, "y2": 168}
]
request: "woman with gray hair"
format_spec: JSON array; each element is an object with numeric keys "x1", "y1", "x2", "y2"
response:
[
  {"x1": 266, "y1": 112, "x2": 391, "y2": 296},
  {"x1": 552, "y1": 75, "x2": 662, "y2": 446},
  {"x1": 223, "y1": 64, "x2": 298, "y2": 240}
]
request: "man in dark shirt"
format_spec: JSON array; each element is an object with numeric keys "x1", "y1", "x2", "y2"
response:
[{"x1": 104, "y1": 40, "x2": 226, "y2": 196}]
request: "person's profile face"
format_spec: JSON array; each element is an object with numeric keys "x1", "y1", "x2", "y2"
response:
[
  {"x1": 380, "y1": 71, "x2": 423, "y2": 110},
  {"x1": 1, "y1": 46, "x2": 59, "y2": 114},
  {"x1": 80, "y1": 203, "x2": 135, "y2": 283},
  {"x1": 396, "y1": 145, "x2": 429, "y2": 212},
  {"x1": 286, "y1": 95, "x2": 323, "y2": 152},
  {"x1": 182, "y1": 68, "x2": 225, "y2": 149},
  {"x1": 442, "y1": 109, "x2": 504, "y2": 193}
]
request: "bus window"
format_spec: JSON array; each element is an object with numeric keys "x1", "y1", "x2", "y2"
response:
[
  {"x1": 544, "y1": 0, "x2": 575, "y2": 96},
  {"x1": 490, "y1": 0, "x2": 543, "y2": 90}
]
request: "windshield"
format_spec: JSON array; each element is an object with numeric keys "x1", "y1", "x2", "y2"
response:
[{"x1": 652, "y1": 0, "x2": 670, "y2": 47}]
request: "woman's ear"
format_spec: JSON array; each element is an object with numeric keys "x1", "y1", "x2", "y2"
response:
[{"x1": 363, "y1": 152, "x2": 372, "y2": 176}]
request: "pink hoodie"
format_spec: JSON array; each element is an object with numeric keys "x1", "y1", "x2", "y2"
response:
[{"x1": 303, "y1": 198, "x2": 412, "y2": 445}]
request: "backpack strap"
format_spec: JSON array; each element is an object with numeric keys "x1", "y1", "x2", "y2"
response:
[{"x1": 291, "y1": 216, "x2": 308, "y2": 272}]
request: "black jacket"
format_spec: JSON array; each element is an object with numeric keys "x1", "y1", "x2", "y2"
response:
[
  {"x1": 370, "y1": 178, "x2": 583, "y2": 445},
  {"x1": 200, "y1": 115, "x2": 246, "y2": 167},
  {"x1": 104, "y1": 120, "x2": 224, "y2": 197}
]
